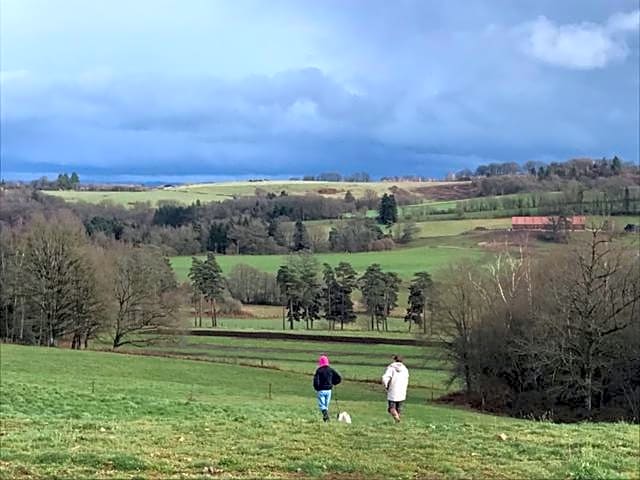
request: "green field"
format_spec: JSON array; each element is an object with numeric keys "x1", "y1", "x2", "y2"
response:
[
  {"x1": 46, "y1": 180, "x2": 460, "y2": 206},
  {"x1": 171, "y1": 243, "x2": 486, "y2": 282},
  {"x1": 2, "y1": 344, "x2": 638, "y2": 479},
  {"x1": 122, "y1": 335, "x2": 451, "y2": 392},
  {"x1": 296, "y1": 217, "x2": 512, "y2": 239},
  {"x1": 188, "y1": 315, "x2": 423, "y2": 334}
]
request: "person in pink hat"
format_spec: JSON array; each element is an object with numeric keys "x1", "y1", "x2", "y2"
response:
[{"x1": 313, "y1": 355, "x2": 342, "y2": 422}]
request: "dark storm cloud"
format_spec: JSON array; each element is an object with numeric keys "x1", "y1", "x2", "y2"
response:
[{"x1": 1, "y1": 0, "x2": 638, "y2": 180}]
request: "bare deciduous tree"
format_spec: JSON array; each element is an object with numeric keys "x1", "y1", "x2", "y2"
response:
[{"x1": 110, "y1": 247, "x2": 179, "y2": 349}]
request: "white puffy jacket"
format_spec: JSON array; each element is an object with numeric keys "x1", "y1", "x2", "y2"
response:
[{"x1": 382, "y1": 362, "x2": 409, "y2": 401}]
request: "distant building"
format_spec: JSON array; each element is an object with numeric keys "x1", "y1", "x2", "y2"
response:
[{"x1": 511, "y1": 216, "x2": 586, "y2": 231}]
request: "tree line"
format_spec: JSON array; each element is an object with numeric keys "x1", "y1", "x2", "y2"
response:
[
  {"x1": 437, "y1": 230, "x2": 639, "y2": 422},
  {"x1": 187, "y1": 252, "x2": 435, "y2": 333},
  {"x1": 0, "y1": 213, "x2": 180, "y2": 350},
  {"x1": 1, "y1": 188, "x2": 416, "y2": 257},
  {"x1": 451, "y1": 156, "x2": 636, "y2": 180}
]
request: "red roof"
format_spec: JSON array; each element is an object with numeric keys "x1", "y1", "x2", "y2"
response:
[{"x1": 511, "y1": 216, "x2": 586, "y2": 225}]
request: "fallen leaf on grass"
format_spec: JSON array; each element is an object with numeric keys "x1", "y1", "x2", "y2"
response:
[{"x1": 497, "y1": 433, "x2": 508, "y2": 441}]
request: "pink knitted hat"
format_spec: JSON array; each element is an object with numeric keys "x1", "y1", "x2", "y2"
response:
[{"x1": 318, "y1": 355, "x2": 329, "y2": 367}]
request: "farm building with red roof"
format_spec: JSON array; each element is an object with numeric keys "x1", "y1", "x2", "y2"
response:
[{"x1": 511, "y1": 216, "x2": 586, "y2": 231}]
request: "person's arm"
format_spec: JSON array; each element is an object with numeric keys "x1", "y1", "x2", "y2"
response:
[
  {"x1": 313, "y1": 370, "x2": 320, "y2": 391},
  {"x1": 382, "y1": 365, "x2": 394, "y2": 389},
  {"x1": 332, "y1": 369, "x2": 342, "y2": 386}
]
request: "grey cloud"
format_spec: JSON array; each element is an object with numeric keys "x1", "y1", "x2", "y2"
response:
[{"x1": 1, "y1": 1, "x2": 638, "y2": 180}]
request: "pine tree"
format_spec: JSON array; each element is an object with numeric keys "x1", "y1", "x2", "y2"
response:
[
  {"x1": 277, "y1": 254, "x2": 322, "y2": 329},
  {"x1": 322, "y1": 264, "x2": 340, "y2": 328},
  {"x1": 344, "y1": 190, "x2": 355, "y2": 203},
  {"x1": 359, "y1": 264, "x2": 387, "y2": 331},
  {"x1": 382, "y1": 272, "x2": 401, "y2": 331},
  {"x1": 404, "y1": 271, "x2": 434, "y2": 333},
  {"x1": 334, "y1": 262, "x2": 357, "y2": 330},
  {"x1": 377, "y1": 194, "x2": 398, "y2": 225},
  {"x1": 290, "y1": 253, "x2": 321, "y2": 329},
  {"x1": 292, "y1": 220, "x2": 310, "y2": 251},
  {"x1": 612, "y1": 156, "x2": 622, "y2": 175},
  {"x1": 188, "y1": 257, "x2": 205, "y2": 326},
  {"x1": 268, "y1": 218, "x2": 287, "y2": 246},
  {"x1": 276, "y1": 265, "x2": 301, "y2": 330},
  {"x1": 207, "y1": 223, "x2": 229, "y2": 254},
  {"x1": 188, "y1": 253, "x2": 225, "y2": 327}
]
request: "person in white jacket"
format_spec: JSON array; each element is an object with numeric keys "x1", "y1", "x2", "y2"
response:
[{"x1": 381, "y1": 355, "x2": 409, "y2": 422}]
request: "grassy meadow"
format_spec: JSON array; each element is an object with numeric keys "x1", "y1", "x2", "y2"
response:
[
  {"x1": 119, "y1": 334, "x2": 452, "y2": 393},
  {"x1": 185, "y1": 313, "x2": 426, "y2": 334},
  {"x1": 170, "y1": 242, "x2": 486, "y2": 282},
  {"x1": 2, "y1": 344, "x2": 638, "y2": 479},
  {"x1": 46, "y1": 180, "x2": 462, "y2": 206}
]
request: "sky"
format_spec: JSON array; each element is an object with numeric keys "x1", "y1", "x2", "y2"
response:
[{"x1": 1, "y1": 0, "x2": 639, "y2": 181}]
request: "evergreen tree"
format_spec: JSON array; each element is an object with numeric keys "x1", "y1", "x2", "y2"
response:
[
  {"x1": 207, "y1": 223, "x2": 229, "y2": 254},
  {"x1": 276, "y1": 265, "x2": 301, "y2": 330},
  {"x1": 70, "y1": 172, "x2": 80, "y2": 187},
  {"x1": 404, "y1": 271, "x2": 434, "y2": 334},
  {"x1": 322, "y1": 264, "x2": 340, "y2": 328},
  {"x1": 188, "y1": 258, "x2": 204, "y2": 326},
  {"x1": 289, "y1": 253, "x2": 321, "y2": 329},
  {"x1": 382, "y1": 272, "x2": 401, "y2": 331},
  {"x1": 292, "y1": 219, "x2": 310, "y2": 251},
  {"x1": 377, "y1": 194, "x2": 398, "y2": 225},
  {"x1": 359, "y1": 264, "x2": 387, "y2": 331},
  {"x1": 344, "y1": 190, "x2": 355, "y2": 203},
  {"x1": 267, "y1": 217, "x2": 287, "y2": 246},
  {"x1": 188, "y1": 253, "x2": 225, "y2": 327},
  {"x1": 277, "y1": 254, "x2": 322, "y2": 329},
  {"x1": 56, "y1": 173, "x2": 72, "y2": 190},
  {"x1": 334, "y1": 261, "x2": 357, "y2": 329},
  {"x1": 612, "y1": 156, "x2": 622, "y2": 175}
]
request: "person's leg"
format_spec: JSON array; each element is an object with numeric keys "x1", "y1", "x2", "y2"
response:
[
  {"x1": 395, "y1": 401, "x2": 403, "y2": 421},
  {"x1": 387, "y1": 401, "x2": 400, "y2": 422},
  {"x1": 318, "y1": 390, "x2": 331, "y2": 421},
  {"x1": 323, "y1": 390, "x2": 332, "y2": 421}
]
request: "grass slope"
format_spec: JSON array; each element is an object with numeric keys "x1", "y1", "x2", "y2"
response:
[
  {"x1": 170, "y1": 243, "x2": 485, "y2": 282},
  {"x1": 1, "y1": 345, "x2": 637, "y2": 479},
  {"x1": 119, "y1": 335, "x2": 452, "y2": 393}
]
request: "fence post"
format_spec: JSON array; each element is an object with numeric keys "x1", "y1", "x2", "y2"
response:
[{"x1": 268, "y1": 383, "x2": 272, "y2": 400}]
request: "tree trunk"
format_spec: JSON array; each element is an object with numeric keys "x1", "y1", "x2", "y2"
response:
[
  {"x1": 289, "y1": 300, "x2": 294, "y2": 330},
  {"x1": 282, "y1": 304, "x2": 286, "y2": 330},
  {"x1": 464, "y1": 363, "x2": 472, "y2": 396},
  {"x1": 423, "y1": 307, "x2": 427, "y2": 335},
  {"x1": 19, "y1": 297, "x2": 25, "y2": 341}
]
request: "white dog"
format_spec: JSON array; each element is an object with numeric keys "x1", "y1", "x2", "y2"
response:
[{"x1": 337, "y1": 411, "x2": 352, "y2": 424}]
